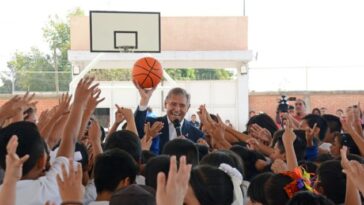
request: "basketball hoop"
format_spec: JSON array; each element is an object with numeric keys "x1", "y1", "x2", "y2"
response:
[
  {"x1": 116, "y1": 46, "x2": 135, "y2": 53},
  {"x1": 90, "y1": 11, "x2": 160, "y2": 53}
]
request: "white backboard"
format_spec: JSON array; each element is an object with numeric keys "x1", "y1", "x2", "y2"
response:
[{"x1": 90, "y1": 11, "x2": 161, "y2": 53}]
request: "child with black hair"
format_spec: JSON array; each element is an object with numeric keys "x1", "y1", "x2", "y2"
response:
[
  {"x1": 298, "y1": 160, "x2": 318, "y2": 174},
  {"x1": 247, "y1": 114, "x2": 278, "y2": 137},
  {"x1": 141, "y1": 150, "x2": 157, "y2": 164},
  {"x1": 230, "y1": 145, "x2": 268, "y2": 181},
  {"x1": 315, "y1": 160, "x2": 346, "y2": 204},
  {"x1": 247, "y1": 172, "x2": 274, "y2": 205},
  {"x1": 330, "y1": 132, "x2": 360, "y2": 157},
  {"x1": 314, "y1": 153, "x2": 334, "y2": 166},
  {"x1": 287, "y1": 191, "x2": 334, "y2": 205},
  {"x1": 162, "y1": 138, "x2": 199, "y2": 166},
  {"x1": 199, "y1": 149, "x2": 248, "y2": 204},
  {"x1": 265, "y1": 129, "x2": 306, "y2": 174},
  {"x1": 92, "y1": 149, "x2": 139, "y2": 204},
  {"x1": 0, "y1": 76, "x2": 99, "y2": 205},
  {"x1": 264, "y1": 169, "x2": 314, "y2": 205},
  {"x1": 320, "y1": 114, "x2": 342, "y2": 154},
  {"x1": 156, "y1": 156, "x2": 192, "y2": 205},
  {"x1": 104, "y1": 130, "x2": 142, "y2": 163},
  {"x1": 185, "y1": 164, "x2": 243, "y2": 205},
  {"x1": 270, "y1": 130, "x2": 307, "y2": 162},
  {"x1": 144, "y1": 155, "x2": 170, "y2": 190},
  {"x1": 200, "y1": 150, "x2": 244, "y2": 177},
  {"x1": 195, "y1": 144, "x2": 209, "y2": 161},
  {"x1": 300, "y1": 114, "x2": 328, "y2": 161},
  {"x1": 104, "y1": 129, "x2": 147, "y2": 185}
]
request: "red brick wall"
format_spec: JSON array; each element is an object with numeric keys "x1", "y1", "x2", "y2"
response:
[
  {"x1": 249, "y1": 91, "x2": 364, "y2": 118},
  {"x1": 1, "y1": 91, "x2": 363, "y2": 119},
  {"x1": 310, "y1": 94, "x2": 364, "y2": 114},
  {"x1": 0, "y1": 95, "x2": 59, "y2": 117}
]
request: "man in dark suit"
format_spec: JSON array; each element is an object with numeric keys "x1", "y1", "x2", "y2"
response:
[{"x1": 134, "y1": 84, "x2": 204, "y2": 154}]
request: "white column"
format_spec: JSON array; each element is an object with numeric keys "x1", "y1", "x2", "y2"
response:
[{"x1": 237, "y1": 65, "x2": 249, "y2": 131}]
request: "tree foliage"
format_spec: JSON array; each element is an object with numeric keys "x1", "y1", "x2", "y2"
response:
[
  {"x1": 7, "y1": 48, "x2": 57, "y2": 91},
  {"x1": 165, "y1": 68, "x2": 233, "y2": 80},
  {"x1": 5, "y1": 8, "x2": 84, "y2": 92},
  {"x1": 88, "y1": 68, "x2": 233, "y2": 81},
  {"x1": 89, "y1": 69, "x2": 132, "y2": 81}
]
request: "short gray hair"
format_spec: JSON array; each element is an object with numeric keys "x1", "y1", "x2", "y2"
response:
[{"x1": 165, "y1": 87, "x2": 191, "y2": 105}]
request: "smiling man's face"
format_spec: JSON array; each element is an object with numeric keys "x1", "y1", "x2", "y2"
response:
[{"x1": 165, "y1": 94, "x2": 190, "y2": 122}]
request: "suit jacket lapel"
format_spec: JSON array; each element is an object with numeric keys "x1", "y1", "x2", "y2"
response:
[
  {"x1": 158, "y1": 116, "x2": 170, "y2": 152},
  {"x1": 182, "y1": 119, "x2": 190, "y2": 138}
]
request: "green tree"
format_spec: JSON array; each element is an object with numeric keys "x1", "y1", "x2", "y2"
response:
[
  {"x1": 89, "y1": 69, "x2": 132, "y2": 81},
  {"x1": 6, "y1": 8, "x2": 84, "y2": 92},
  {"x1": 7, "y1": 48, "x2": 55, "y2": 91},
  {"x1": 165, "y1": 68, "x2": 233, "y2": 80}
]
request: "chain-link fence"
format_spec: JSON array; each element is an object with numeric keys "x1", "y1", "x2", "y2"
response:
[
  {"x1": 0, "y1": 71, "x2": 72, "y2": 94},
  {"x1": 0, "y1": 68, "x2": 237, "y2": 94}
]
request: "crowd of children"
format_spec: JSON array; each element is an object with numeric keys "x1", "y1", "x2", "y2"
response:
[{"x1": 0, "y1": 76, "x2": 364, "y2": 205}]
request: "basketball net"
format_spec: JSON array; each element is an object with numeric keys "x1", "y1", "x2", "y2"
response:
[{"x1": 116, "y1": 46, "x2": 136, "y2": 54}]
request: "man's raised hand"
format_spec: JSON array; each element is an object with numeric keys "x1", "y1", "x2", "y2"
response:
[{"x1": 133, "y1": 80, "x2": 156, "y2": 107}]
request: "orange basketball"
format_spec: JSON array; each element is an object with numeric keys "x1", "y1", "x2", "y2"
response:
[{"x1": 132, "y1": 57, "x2": 163, "y2": 88}]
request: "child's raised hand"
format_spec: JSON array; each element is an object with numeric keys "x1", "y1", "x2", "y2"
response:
[
  {"x1": 156, "y1": 156, "x2": 192, "y2": 205},
  {"x1": 56, "y1": 160, "x2": 85, "y2": 203},
  {"x1": 4, "y1": 135, "x2": 29, "y2": 183}
]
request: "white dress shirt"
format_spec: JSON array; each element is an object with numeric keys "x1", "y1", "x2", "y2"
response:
[
  {"x1": 167, "y1": 117, "x2": 184, "y2": 141},
  {"x1": 1, "y1": 157, "x2": 70, "y2": 205}
]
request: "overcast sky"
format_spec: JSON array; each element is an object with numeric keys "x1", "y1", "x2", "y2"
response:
[{"x1": 1, "y1": 0, "x2": 364, "y2": 91}]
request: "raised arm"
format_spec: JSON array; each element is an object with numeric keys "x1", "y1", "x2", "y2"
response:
[
  {"x1": 56, "y1": 160, "x2": 85, "y2": 205},
  {"x1": 78, "y1": 88, "x2": 104, "y2": 140},
  {"x1": 106, "y1": 105, "x2": 126, "y2": 139},
  {"x1": 209, "y1": 115, "x2": 232, "y2": 150},
  {"x1": 224, "y1": 126, "x2": 250, "y2": 142},
  {"x1": 133, "y1": 80, "x2": 157, "y2": 138},
  {"x1": 282, "y1": 118, "x2": 298, "y2": 170},
  {"x1": 57, "y1": 77, "x2": 99, "y2": 158},
  {"x1": 287, "y1": 113, "x2": 300, "y2": 129},
  {"x1": 246, "y1": 138, "x2": 274, "y2": 156},
  {"x1": 0, "y1": 96, "x2": 22, "y2": 126},
  {"x1": 10, "y1": 92, "x2": 37, "y2": 123},
  {"x1": 47, "y1": 112, "x2": 70, "y2": 149},
  {"x1": 341, "y1": 118, "x2": 364, "y2": 156},
  {"x1": 156, "y1": 156, "x2": 192, "y2": 205},
  {"x1": 0, "y1": 135, "x2": 29, "y2": 205},
  {"x1": 41, "y1": 93, "x2": 72, "y2": 144},
  {"x1": 134, "y1": 80, "x2": 156, "y2": 108},
  {"x1": 341, "y1": 147, "x2": 361, "y2": 205},
  {"x1": 141, "y1": 121, "x2": 164, "y2": 151},
  {"x1": 116, "y1": 105, "x2": 138, "y2": 136},
  {"x1": 348, "y1": 104, "x2": 363, "y2": 138},
  {"x1": 88, "y1": 119, "x2": 103, "y2": 158}
]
